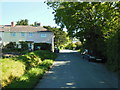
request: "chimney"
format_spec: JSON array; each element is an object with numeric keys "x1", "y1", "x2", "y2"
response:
[{"x1": 11, "y1": 21, "x2": 15, "y2": 27}]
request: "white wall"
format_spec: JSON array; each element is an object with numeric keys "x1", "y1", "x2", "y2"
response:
[{"x1": 2, "y1": 31, "x2": 54, "y2": 45}]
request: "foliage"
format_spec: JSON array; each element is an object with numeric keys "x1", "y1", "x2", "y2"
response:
[
  {"x1": 40, "y1": 59, "x2": 53, "y2": 68},
  {"x1": 2, "y1": 41, "x2": 29, "y2": 54},
  {"x1": 1, "y1": 50, "x2": 57, "y2": 88},
  {"x1": 13, "y1": 53, "x2": 42, "y2": 70},
  {"x1": 34, "y1": 43, "x2": 52, "y2": 51},
  {"x1": 106, "y1": 31, "x2": 120, "y2": 72},
  {"x1": 33, "y1": 50, "x2": 57, "y2": 60},
  {"x1": 12, "y1": 50, "x2": 57, "y2": 70},
  {"x1": 19, "y1": 41, "x2": 29, "y2": 51},
  {"x1": 16, "y1": 19, "x2": 28, "y2": 25},
  {"x1": 2, "y1": 42, "x2": 16, "y2": 52},
  {"x1": 65, "y1": 43, "x2": 75, "y2": 50},
  {"x1": 43, "y1": 26, "x2": 69, "y2": 48},
  {"x1": 46, "y1": 2, "x2": 120, "y2": 71},
  {"x1": 30, "y1": 22, "x2": 40, "y2": 26},
  {"x1": 1, "y1": 59, "x2": 25, "y2": 87},
  {"x1": 74, "y1": 41, "x2": 82, "y2": 50},
  {"x1": 5, "y1": 67, "x2": 45, "y2": 88}
]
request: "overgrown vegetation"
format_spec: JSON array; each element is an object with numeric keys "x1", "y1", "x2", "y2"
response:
[
  {"x1": 2, "y1": 41, "x2": 29, "y2": 54},
  {"x1": 34, "y1": 43, "x2": 52, "y2": 51},
  {"x1": 65, "y1": 41, "x2": 82, "y2": 50},
  {"x1": 1, "y1": 59, "x2": 25, "y2": 87},
  {"x1": 43, "y1": 26, "x2": 69, "y2": 49},
  {"x1": 46, "y1": 2, "x2": 120, "y2": 73},
  {"x1": 1, "y1": 50, "x2": 57, "y2": 89},
  {"x1": 2, "y1": 42, "x2": 52, "y2": 55}
]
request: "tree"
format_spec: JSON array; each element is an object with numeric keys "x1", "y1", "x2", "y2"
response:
[
  {"x1": 16, "y1": 19, "x2": 28, "y2": 25},
  {"x1": 46, "y1": 2, "x2": 120, "y2": 71},
  {"x1": 43, "y1": 26, "x2": 69, "y2": 48}
]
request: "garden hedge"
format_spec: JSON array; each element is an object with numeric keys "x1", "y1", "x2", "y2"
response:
[{"x1": 1, "y1": 50, "x2": 57, "y2": 89}]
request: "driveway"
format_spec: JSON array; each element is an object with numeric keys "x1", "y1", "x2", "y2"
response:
[{"x1": 34, "y1": 50, "x2": 118, "y2": 88}]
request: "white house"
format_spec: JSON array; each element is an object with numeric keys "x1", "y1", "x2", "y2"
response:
[{"x1": 0, "y1": 22, "x2": 54, "y2": 52}]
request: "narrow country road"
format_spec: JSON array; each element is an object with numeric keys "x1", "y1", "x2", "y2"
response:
[{"x1": 34, "y1": 50, "x2": 118, "y2": 88}]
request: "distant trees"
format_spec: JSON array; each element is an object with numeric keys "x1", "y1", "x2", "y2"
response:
[
  {"x1": 43, "y1": 26, "x2": 69, "y2": 49},
  {"x1": 16, "y1": 19, "x2": 28, "y2": 25},
  {"x1": 16, "y1": 19, "x2": 41, "y2": 27},
  {"x1": 46, "y1": 2, "x2": 120, "y2": 71}
]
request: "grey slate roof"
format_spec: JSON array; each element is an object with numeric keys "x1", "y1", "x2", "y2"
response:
[{"x1": 0, "y1": 25, "x2": 49, "y2": 32}]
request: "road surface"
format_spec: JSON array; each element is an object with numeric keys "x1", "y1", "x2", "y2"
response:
[{"x1": 35, "y1": 50, "x2": 118, "y2": 88}]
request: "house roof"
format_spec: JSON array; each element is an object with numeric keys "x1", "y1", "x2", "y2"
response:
[{"x1": 0, "y1": 25, "x2": 50, "y2": 32}]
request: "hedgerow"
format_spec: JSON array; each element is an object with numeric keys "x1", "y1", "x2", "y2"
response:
[{"x1": 1, "y1": 50, "x2": 57, "y2": 89}]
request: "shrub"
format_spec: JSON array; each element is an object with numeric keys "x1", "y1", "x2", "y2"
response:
[
  {"x1": 1, "y1": 50, "x2": 57, "y2": 88},
  {"x1": 34, "y1": 43, "x2": 52, "y2": 51},
  {"x1": 106, "y1": 31, "x2": 120, "y2": 72},
  {"x1": 19, "y1": 41, "x2": 28, "y2": 50},
  {"x1": 2, "y1": 42, "x2": 16, "y2": 53},
  {"x1": 12, "y1": 53, "x2": 42, "y2": 70},
  {"x1": 1, "y1": 59, "x2": 25, "y2": 87},
  {"x1": 33, "y1": 50, "x2": 57, "y2": 60},
  {"x1": 5, "y1": 60, "x2": 54, "y2": 89},
  {"x1": 75, "y1": 42, "x2": 82, "y2": 50},
  {"x1": 40, "y1": 59, "x2": 54, "y2": 68},
  {"x1": 65, "y1": 43, "x2": 76, "y2": 50},
  {"x1": 5, "y1": 67, "x2": 45, "y2": 88}
]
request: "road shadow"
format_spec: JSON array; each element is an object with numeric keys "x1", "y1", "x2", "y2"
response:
[{"x1": 35, "y1": 50, "x2": 118, "y2": 88}]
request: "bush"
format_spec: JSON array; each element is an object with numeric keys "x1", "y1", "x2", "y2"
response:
[
  {"x1": 5, "y1": 67, "x2": 45, "y2": 88},
  {"x1": 1, "y1": 59, "x2": 25, "y2": 87},
  {"x1": 65, "y1": 43, "x2": 76, "y2": 50},
  {"x1": 12, "y1": 52, "x2": 43, "y2": 70},
  {"x1": 19, "y1": 41, "x2": 29, "y2": 51},
  {"x1": 33, "y1": 50, "x2": 57, "y2": 60},
  {"x1": 2, "y1": 41, "x2": 29, "y2": 54},
  {"x1": 40, "y1": 59, "x2": 54, "y2": 68},
  {"x1": 106, "y1": 31, "x2": 120, "y2": 72},
  {"x1": 2, "y1": 42, "x2": 16, "y2": 53},
  {"x1": 34, "y1": 43, "x2": 51, "y2": 51},
  {"x1": 5, "y1": 59, "x2": 54, "y2": 89},
  {"x1": 1, "y1": 50, "x2": 57, "y2": 88},
  {"x1": 75, "y1": 42, "x2": 82, "y2": 50}
]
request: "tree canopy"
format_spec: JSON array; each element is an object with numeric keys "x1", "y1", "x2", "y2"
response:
[
  {"x1": 16, "y1": 19, "x2": 28, "y2": 25},
  {"x1": 43, "y1": 26, "x2": 69, "y2": 48},
  {"x1": 46, "y1": 2, "x2": 120, "y2": 71}
]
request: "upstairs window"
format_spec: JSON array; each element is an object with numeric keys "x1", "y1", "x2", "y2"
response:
[
  {"x1": 29, "y1": 32, "x2": 33, "y2": 37},
  {"x1": 21, "y1": 32, "x2": 25, "y2": 36},
  {"x1": 40, "y1": 34, "x2": 46, "y2": 37},
  {"x1": 11, "y1": 32, "x2": 16, "y2": 36}
]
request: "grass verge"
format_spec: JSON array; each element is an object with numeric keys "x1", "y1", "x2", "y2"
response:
[{"x1": 1, "y1": 50, "x2": 57, "y2": 89}]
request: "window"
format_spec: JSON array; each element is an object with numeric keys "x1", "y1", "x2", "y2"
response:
[
  {"x1": 21, "y1": 32, "x2": 25, "y2": 36},
  {"x1": 40, "y1": 34, "x2": 46, "y2": 37},
  {"x1": 29, "y1": 32, "x2": 33, "y2": 36},
  {"x1": 11, "y1": 32, "x2": 16, "y2": 36}
]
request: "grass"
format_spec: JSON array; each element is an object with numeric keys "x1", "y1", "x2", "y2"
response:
[
  {"x1": 1, "y1": 50, "x2": 57, "y2": 89},
  {"x1": 1, "y1": 59, "x2": 25, "y2": 87}
]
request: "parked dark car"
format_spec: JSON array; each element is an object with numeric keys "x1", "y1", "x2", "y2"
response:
[
  {"x1": 81, "y1": 49, "x2": 104, "y2": 62},
  {"x1": 87, "y1": 55, "x2": 104, "y2": 62}
]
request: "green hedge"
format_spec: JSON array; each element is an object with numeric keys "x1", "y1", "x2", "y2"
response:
[
  {"x1": 34, "y1": 43, "x2": 52, "y2": 51},
  {"x1": 106, "y1": 31, "x2": 120, "y2": 73},
  {"x1": 1, "y1": 50, "x2": 57, "y2": 89},
  {"x1": 1, "y1": 59, "x2": 25, "y2": 87}
]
